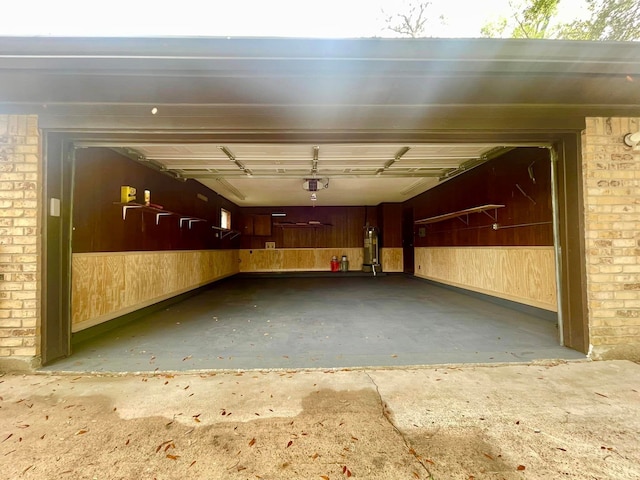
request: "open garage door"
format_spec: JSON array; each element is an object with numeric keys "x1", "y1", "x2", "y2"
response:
[{"x1": 40, "y1": 137, "x2": 587, "y2": 371}]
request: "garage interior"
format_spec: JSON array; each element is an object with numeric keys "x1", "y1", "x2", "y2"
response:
[
  {"x1": 41, "y1": 138, "x2": 585, "y2": 372},
  {"x1": 9, "y1": 37, "x2": 621, "y2": 369}
]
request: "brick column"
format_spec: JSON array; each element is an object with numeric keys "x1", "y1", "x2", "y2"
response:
[
  {"x1": 583, "y1": 117, "x2": 640, "y2": 360},
  {"x1": 0, "y1": 115, "x2": 41, "y2": 370}
]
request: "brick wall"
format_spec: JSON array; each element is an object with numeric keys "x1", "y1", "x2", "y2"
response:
[
  {"x1": 583, "y1": 117, "x2": 640, "y2": 361},
  {"x1": 0, "y1": 115, "x2": 41, "y2": 369}
]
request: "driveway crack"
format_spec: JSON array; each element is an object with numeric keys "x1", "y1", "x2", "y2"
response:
[{"x1": 365, "y1": 372, "x2": 434, "y2": 479}]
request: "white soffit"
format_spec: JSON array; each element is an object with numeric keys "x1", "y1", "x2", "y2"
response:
[{"x1": 131, "y1": 143, "x2": 504, "y2": 206}]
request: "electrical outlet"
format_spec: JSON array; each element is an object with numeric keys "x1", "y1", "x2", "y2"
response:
[{"x1": 265, "y1": 242, "x2": 275, "y2": 249}]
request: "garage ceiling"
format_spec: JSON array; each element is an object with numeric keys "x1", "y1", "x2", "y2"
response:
[{"x1": 127, "y1": 142, "x2": 508, "y2": 206}]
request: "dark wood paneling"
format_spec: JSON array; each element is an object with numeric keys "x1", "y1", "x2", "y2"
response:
[
  {"x1": 72, "y1": 148, "x2": 240, "y2": 253},
  {"x1": 252, "y1": 215, "x2": 272, "y2": 236},
  {"x1": 408, "y1": 148, "x2": 553, "y2": 247},
  {"x1": 240, "y1": 206, "x2": 378, "y2": 249},
  {"x1": 378, "y1": 203, "x2": 403, "y2": 248}
]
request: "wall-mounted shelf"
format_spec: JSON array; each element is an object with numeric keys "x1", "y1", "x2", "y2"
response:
[
  {"x1": 415, "y1": 204, "x2": 505, "y2": 226},
  {"x1": 115, "y1": 202, "x2": 207, "y2": 229},
  {"x1": 274, "y1": 221, "x2": 333, "y2": 228},
  {"x1": 212, "y1": 226, "x2": 241, "y2": 240}
]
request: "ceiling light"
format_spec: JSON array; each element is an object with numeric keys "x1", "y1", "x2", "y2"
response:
[
  {"x1": 271, "y1": 213, "x2": 287, "y2": 217},
  {"x1": 214, "y1": 178, "x2": 246, "y2": 201}
]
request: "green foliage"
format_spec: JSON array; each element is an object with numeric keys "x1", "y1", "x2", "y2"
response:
[
  {"x1": 481, "y1": 0, "x2": 561, "y2": 39},
  {"x1": 559, "y1": 0, "x2": 640, "y2": 41},
  {"x1": 483, "y1": 0, "x2": 640, "y2": 41}
]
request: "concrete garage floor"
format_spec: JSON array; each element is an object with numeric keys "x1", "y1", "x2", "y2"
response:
[
  {"x1": 45, "y1": 275, "x2": 584, "y2": 373},
  {"x1": 2, "y1": 361, "x2": 639, "y2": 479}
]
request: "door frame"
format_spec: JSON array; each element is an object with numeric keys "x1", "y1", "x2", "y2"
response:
[
  {"x1": 41, "y1": 133, "x2": 74, "y2": 364},
  {"x1": 40, "y1": 128, "x2": 589, "y2": 358}
]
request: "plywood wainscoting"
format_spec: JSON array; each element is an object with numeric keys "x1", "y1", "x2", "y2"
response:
[
  {"x1": 414, "y1": 247, "x2": 557, "y2": 311},
  {"x1": 72, "y1": 250, "x2": 239, "y2": 332},
  {"x1": 239, "y1": 248, "x2": 364, "y2": 272},
  {"x1": 381, "y1": 248, "x2": 403, "y2": 272}
]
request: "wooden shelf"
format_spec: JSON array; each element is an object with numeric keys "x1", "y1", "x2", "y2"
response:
[
  {"x1": 414, "y1": 204, "x2": 505, "y2": 226},
  {"x1": 274, "y1": 221, "x2": 333, "y2": 228},
  {"x1": 115, "y1": 202, "x2": 207, "y2": 229},
  {"x1": 211, "y1": 226, "x2": 241, "y2": 240}
]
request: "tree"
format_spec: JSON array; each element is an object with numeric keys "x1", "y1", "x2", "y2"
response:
[
  {"x1": 482, "y1": 0, "x2": 640, "y2": 41},
  {"x1": 481, "y1": 0, "x2": 561, "y2": 39},
  {"x1": 384, "y1": 1, "x2": 443, "y2": 38},
  {"x1": 559, "y1": 0, "x2": 640, "y2": 41}
]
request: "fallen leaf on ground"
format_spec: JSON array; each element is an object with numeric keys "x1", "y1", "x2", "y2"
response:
[
  {"x1": 517, "y1": 465, "x2": 526, "y2": 471},
  {"x1": 320, "y1": 476, "x2": 330, "y2": 480},
  {"x1": 156, "y1": 439, "x2": 174, "y2": 453},
  {"x1": 249, "y1": 438, "x2": 256, "y2": 447},
  {"x1": 287, "y1": 440, "x2": 293, "y2": 448},
  {"x1": 75, "y1": 429, "x2": 88, "y2": 435},
  {"x1": 166, "y1": 454, "x2": 180, "y2": 460}
]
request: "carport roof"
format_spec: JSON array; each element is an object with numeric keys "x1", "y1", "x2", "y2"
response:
[{"x1": 0, "y1": 36, "x2": 639, "y2": 132}]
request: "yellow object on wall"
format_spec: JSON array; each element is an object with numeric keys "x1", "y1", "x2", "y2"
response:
[
  {"x1": 414, "y1": 247, "x2": 557, "y2": 311},
  {"x1": 71, "y1": 250, "x2": 239, "y2": 331},
  {"x1": 120, "y1": 185, "x2": 136, "y2": 203}
]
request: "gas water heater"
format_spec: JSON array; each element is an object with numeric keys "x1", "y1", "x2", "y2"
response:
[{"x1": 363, "y1": 226, "x2": 381, "y2": 274}]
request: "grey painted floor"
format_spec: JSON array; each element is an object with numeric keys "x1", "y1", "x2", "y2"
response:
[{"x1": 44, "y1": 275, "x2": 585, "y2": 372}]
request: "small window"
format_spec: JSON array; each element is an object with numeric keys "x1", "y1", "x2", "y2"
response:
[{"x1": 221, "y1": 208, "x2": 231, "y2": 230}]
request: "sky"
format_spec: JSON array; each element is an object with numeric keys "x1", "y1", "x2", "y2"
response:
[{"x1": 2, "y1": 0, "x2": 589, "y2": 38}]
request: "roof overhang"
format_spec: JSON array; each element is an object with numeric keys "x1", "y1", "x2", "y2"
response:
[{"x1": 0, "y1": 37, "x2": 639, "y2": 131}]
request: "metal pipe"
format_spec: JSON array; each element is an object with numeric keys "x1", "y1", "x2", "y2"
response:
[{"x1": 548, "y1": 145, "x2": 564, "y2": 346}]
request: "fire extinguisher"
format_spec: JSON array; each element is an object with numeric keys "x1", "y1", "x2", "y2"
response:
[{"x1": 330, "y1": 256, "x2": 340, "y2": 272}]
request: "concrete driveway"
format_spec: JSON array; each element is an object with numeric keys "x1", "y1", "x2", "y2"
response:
[{"x1": 1, "y1": 360, "x2": 639, "y2": 479}]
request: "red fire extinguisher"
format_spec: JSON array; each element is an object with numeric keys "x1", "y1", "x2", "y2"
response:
[{"x1": 330, "y1": 256, "x2": 340, "y2": 272}]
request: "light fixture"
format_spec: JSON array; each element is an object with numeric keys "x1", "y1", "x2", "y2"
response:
[
  {"x1": 271, "y1": 212, "x2": 287, "y2": 217},
  {"x1": 303, "y1": 178, "x2": 329, "y2": 191}
]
